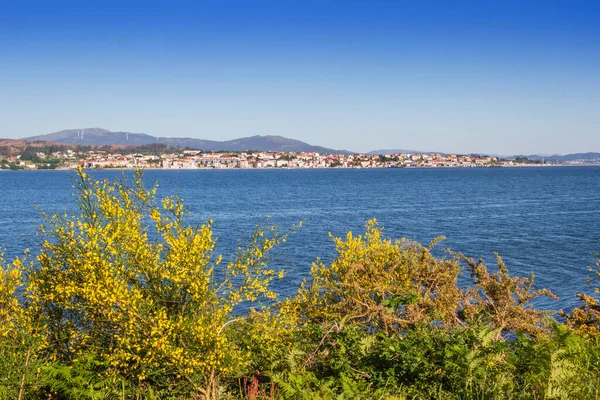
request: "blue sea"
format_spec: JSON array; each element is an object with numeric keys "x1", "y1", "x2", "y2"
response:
[{"x1": 1, "y1": 167, "x2": 599, "y2": 311}]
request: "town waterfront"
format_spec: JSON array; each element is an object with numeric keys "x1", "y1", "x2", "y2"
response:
[{"x1": 1, "y1": 166, "x2": 599, "y2": 311}]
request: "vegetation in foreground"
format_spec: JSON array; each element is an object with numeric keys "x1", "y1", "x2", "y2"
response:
[{"x1": 1, "y1": 169, "x2": 599, "y2": 399}]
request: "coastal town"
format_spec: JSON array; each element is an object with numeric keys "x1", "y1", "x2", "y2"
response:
[{"x1": 0, "y1": 146, "x2": 577, "y2": 170}]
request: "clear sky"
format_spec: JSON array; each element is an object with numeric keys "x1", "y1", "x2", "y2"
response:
[{"x1": 1, "y1": 0, "x2": 599, "y2": 154}]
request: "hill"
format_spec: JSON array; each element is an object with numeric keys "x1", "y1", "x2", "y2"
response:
[
  {"x1": 0, "y1": 138, "x2": 79, "y2": 156},
  {"x1": 25, "y1": 128, "x2": 353, "y2": 154}
]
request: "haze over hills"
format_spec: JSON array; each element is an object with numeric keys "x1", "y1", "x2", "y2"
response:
[
  {"x1": 368, "y1": 148, "x2": 600, "y2": 162},
  {"x1": 25, "y1": 128, "x2": 353, "y2": 154},
  {"x1": 510, "y1": 153, "x2": 600, "y2": 162}
]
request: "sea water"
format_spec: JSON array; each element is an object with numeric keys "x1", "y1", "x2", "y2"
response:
[{"x1": 1, "y1": 167, "x2": 598, "y2": 311}]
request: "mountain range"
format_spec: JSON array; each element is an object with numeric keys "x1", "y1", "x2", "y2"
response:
[
  {"x1": 25, "y1": 128, "x2": 353, "y2": 154},
  {"x1": 20, "y1": 128, "x2": 600, "y2": 161}
]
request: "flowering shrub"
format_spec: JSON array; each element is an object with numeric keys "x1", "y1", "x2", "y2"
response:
[{"x1": 10, "y1": 169, "x2": 293, "y2": 398}]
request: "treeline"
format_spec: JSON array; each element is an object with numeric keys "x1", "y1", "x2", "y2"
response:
[
  {"x1": 96, "y1": 143, "x2": 173, "y2": 155},
  {"x1": 1, "y1": 169, "x2": 599, "y2": 399},
  {"x1": 0, "y1": 141, "x2": 181, "y2": 158},
  {"x1": 0, "y1": 142, "x2": 83, "y2": 157},
  {"x1": 514, "y1": 156, "x2": 544, "y2": 165}
]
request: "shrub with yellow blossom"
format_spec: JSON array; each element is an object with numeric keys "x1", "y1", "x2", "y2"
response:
[
  {"x1": 0, "y1": 252, "x2": 46, "y2": 399},
  {"x1": 282, "y1": 219, "x2": 465, "y2": 336},
  {"x1": 25, "y1": 168, "x2": 293, "y2": 399}
]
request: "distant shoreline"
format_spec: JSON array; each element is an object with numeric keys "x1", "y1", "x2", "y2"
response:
[{"x1": 2, "y1": 164, "x2": 599, "y2": 172}]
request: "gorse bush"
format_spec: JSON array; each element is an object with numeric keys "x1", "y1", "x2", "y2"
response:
[
  {"x1": 0, "y1": 169, "x2": 599, "y2": 399},
  {"x1": 2, "y1": 169, "x2": 295, "y2": 399},
  {"x1": 0, "y1": 252, "x2": 46, "y2": 400}
]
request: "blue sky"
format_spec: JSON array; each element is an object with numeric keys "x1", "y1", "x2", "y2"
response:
[{"x1": 1, "y1": 0, "x2": 599, "y2": 154}]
